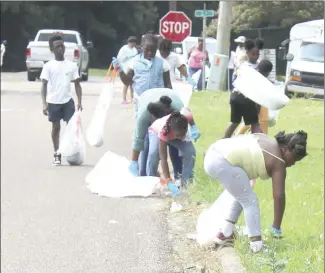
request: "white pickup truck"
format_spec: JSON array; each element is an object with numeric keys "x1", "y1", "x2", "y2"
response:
[{"x1": 26, "y1": 29, "x2": 93, "y2": 81}]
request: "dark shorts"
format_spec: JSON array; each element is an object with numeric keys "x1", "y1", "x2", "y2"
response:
[
  {"x1": 48, "y1": 99, "x2": 75, "y2": 123},
  {"x1": 230, "y1": 99, "x2": 259, "y2": 125}
]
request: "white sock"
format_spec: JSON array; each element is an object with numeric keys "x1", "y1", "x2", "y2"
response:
[{"x1": 250, "y1": 240, "x2": 263, "y2": 253}]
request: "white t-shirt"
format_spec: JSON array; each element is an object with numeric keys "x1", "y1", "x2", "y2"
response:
[
  {"x1": 117, "y1": 44, "x2": 138, "y2": 63},
  {"x1": 40, "y1": 59, "x2": 80, "y2": 104},
  {"x1": 156, "y1": 51, "x2": 185, "y2": 80},
  {"x1": 1, "y1": 44, "x2": 6, "y2": 66},
  {"x1": 128, "y1": 55, "x2": 170, "y2": 72},
  {"x1": 228, "y1": 51, "x2": 236, "y2": 69}
]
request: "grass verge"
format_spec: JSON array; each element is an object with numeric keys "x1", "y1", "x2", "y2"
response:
[
  {"x1": 89, "y1": 68, "x2": 108, "y2": 77},
  {"x1": 189, "y1": 91, "x2": 324, "y2": 273}
]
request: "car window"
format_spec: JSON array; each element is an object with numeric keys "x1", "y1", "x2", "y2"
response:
[{"x1": 37, "y1": 33, "x2": 78, "y2": 44}]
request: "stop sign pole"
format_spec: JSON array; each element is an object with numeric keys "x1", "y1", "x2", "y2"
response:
[{"x1": 159, "y1": 11, "x2": 192, "y2": 43}]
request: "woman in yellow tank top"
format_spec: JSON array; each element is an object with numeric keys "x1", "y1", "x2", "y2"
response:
[{"x1": 204, "y1": 130, "x2": 308, "y2": 253}]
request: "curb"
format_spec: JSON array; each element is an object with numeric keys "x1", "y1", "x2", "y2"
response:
[{"x1": 216, "y1": 246, "x2": 247, "y2": 273}]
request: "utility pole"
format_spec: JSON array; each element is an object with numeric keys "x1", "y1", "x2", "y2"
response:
[
  {"x1": 169, "y1": 0, "x2": 177, "y2": 11},
  {"x1": 215, "y1": 1, "x2": 233, "y2": 90},
  {"x1": 201, "y1": 1, "x2": 207, "y2": 91}
]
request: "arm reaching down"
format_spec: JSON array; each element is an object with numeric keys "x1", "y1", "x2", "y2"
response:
[
  {"x1": 159, "y1": 139, "x2": 171, "y2": 179},
  {"x1": 271, "y1": 165, "x2": 286, "y2": 230}
]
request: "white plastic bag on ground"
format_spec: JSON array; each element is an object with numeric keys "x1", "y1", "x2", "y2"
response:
[
  {"x1": 59, "y1": 111, "x2": 86, "y2": 165},
  {"x1": 85, "y1": 151, "x2": 161, "y2": 198},
  {"x1": 196, "y1": 192, "x2": 229, "y2": 245},
  {"x1": 233, "y1": 65, "x2": 289, "y2": 110},
  {"x1": 86, "y1": 85, "x2": 114, "y2": 147}
]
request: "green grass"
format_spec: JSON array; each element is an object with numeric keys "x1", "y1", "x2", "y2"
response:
[
  {"x1": 188, "y1": 91, "x2": 324, "y2": 273},
  {"x1": 89, "y1": 68, "x2": 108, "y2": 77}
]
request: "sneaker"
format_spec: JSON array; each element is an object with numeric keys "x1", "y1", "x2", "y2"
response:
[
  {"x1": 250, "y1": 240, "x2": 263, "y2": 253},
  {"x1": 212, "y1": 231, "x2": 235, "y2": 245},
  {"x1": 52, "y1": 152, "x2": 62, "y2": 166},
  {"x1": 121, "y1": 100, "x2": 129, "y2": 104}
]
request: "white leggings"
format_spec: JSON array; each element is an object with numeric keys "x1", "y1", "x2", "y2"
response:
[{"x1": 204, "y1": 148, "x2": 261, "y2": 238}]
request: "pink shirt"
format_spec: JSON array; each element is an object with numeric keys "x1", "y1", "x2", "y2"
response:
[
  {"x1": 188, "y1": 46, "x2": 208, "y2": 69},
  {"x1": 149, "y1": 109, "x2": 193, "y2": 143}
]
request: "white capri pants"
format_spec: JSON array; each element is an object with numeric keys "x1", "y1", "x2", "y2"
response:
[{"x1": 204, "y1": 147, "x2": 262, "y2": 238}]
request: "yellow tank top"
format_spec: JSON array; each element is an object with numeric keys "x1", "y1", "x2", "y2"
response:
[{"x1": 210, "y1": 134, "x2": 270, "y2": 180}]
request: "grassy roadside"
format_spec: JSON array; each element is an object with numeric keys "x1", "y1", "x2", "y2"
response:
[
  {"x1": 188, "y1": 91, "x2": 324, "y2": 273},
  {"x1": 89, "y1": 68, "x2": 108, "y2": 77}
]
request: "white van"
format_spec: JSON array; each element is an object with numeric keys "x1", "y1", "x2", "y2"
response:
[{"x1": 279, "y1": 20, "x2": 324, "y2": 97}]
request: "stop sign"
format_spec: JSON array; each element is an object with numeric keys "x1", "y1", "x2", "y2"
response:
[{"x1": 159, "y1": 11, "x2": 192, "y2": 43}]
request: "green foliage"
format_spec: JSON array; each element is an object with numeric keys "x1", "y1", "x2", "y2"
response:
[{"x1": 205, "y1": 1, "x2": 324, "y2": 37}]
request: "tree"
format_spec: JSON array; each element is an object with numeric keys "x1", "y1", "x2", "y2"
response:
[
  {"x1": 205, "y1": 1, "x2": 324, "y2": 37},
  {"x1": 232, "y1": 1, "x2": 324, "y2": 30}
]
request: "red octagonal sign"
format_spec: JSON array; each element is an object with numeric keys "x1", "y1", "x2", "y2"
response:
[{"x1": 159, "y1": 11, "x2": 192, "y2": 43}]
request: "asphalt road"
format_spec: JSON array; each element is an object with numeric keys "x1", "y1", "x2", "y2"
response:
[{"x1": 1, "y1": 72, "x2": 173, "y2": 273}]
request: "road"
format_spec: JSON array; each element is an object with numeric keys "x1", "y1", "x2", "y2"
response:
[{"x1": 1, "y1": 72, "x2": 173, "y2": 273}]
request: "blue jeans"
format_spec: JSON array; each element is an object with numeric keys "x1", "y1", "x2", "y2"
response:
[
  {"x1": 147, "y1": 132, "x2": 196, "y2": 187},
  {"x1": 141, "y1": 132, "x2": 183, "y2": 178},
  {"x1": 189, "y1": 67, "x2": 203, "y2": 91},
  {"x1": 139, "y1": 132, "x2": 149, "y2": 176}
]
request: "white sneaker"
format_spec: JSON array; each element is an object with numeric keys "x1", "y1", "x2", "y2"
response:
[{"x1": 250, "y1": 240, "x2": 263, "y2": 253}]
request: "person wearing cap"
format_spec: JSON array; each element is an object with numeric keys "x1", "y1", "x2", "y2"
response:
[
  {"x1": 1, "y1": 40, "x2": 7, "y2": 68},
  {"x1": 117, "y1": 36, "x2": 138, "y2": 104},
  {"x1": 233, "y1": 36, "x2": 247, "y2": 80}
]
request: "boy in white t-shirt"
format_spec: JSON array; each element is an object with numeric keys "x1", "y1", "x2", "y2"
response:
[
  {"x1": 40, "y1": 34, "x2": 83, "y2": 166},
  {"x1": 117, "y1": 36, "x2": 138, "y2": 104},
  {"x1": 157, "y1": 38, "x2": 195, "y2": 86}
]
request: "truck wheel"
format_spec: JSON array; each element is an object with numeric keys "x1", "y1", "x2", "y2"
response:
[
  {"x1": 27, "y1": 71, "x2": 36, "y2": 82},
  {"x1": 81, "y1": 67, "x2": 89, "y2": 82},
  {"x1": 284, "y1": 85, "x2": 294, "y2": 99}
]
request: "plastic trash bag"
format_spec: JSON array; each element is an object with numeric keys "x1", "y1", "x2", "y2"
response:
[
  {"x1": 85, "y1": 151, "x2": 161, "y2": 198},
  {"x1": 196, "y1": 192, "x2": 230, "y2": 245},
  {"x1": 233, "y1": 65, "x2": 289, "y2": 110},
  {"x1": 59, "y1": 111, "x2": 86, "y2": 165},
  {"x1": 172, "y1": 81, "x2": 193, "y2": 107},
  {"x1": 86, "y1": 85, "x2": 114, "y2": 147},
  {"x1": 268, "y1": 82, "x2": 285, "y2": 127}
]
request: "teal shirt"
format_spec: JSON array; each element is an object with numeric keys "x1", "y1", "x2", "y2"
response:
[{"x1": 132, "y1": 88, "x2": 184, "y2": 152}]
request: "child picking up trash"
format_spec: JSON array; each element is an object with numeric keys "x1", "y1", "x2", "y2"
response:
[
  {"x1": 147, "y1": 109, "x2": 199, "y2": 192},
  {"x1": 203, "y1": 130, "x2": 308, "y2": 252},
  {"x1": 129, "y1": 89, "x2": 183, "y2": 177}
]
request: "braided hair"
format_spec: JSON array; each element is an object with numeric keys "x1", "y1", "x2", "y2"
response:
[
  {"x1": 275, "y1": 130, "x2": 308, "y2": 159},
  {"x1": 147, "y1": 96, "x2": 173, "y2": 118},
  {"x1": 244, "y1": 38, "x2": 265, "y2": 51},
  {"x1": 162, "y1": 111, "x2": 188, "y2": 138}
]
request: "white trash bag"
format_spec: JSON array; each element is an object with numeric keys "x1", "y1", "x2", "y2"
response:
[
  {"x1": 172, "y1": 81, "x2": 193, "y2": 107},
  {"x1": 85, "y1": 151, "x2": 161, "y2": 198},
  {"x1": 268, "y1": 82, "x2": 286, "y2": 127},
  {"x1": 196, "y1": 191, "x2": 231, "y2": 245},
  {"x1": 233, "y1": 65, "x2": 289, "y2": 110},
  {"x1": 86, "y1": 85, "x2": 114, "y2": 147},
  {"x1": 59, "y1": 111, "x2": 86, "y2": 166}
]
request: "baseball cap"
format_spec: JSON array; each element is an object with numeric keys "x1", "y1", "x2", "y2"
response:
[{"x1": 234, "y1": 36, "x2": 246, "y2": 43}]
